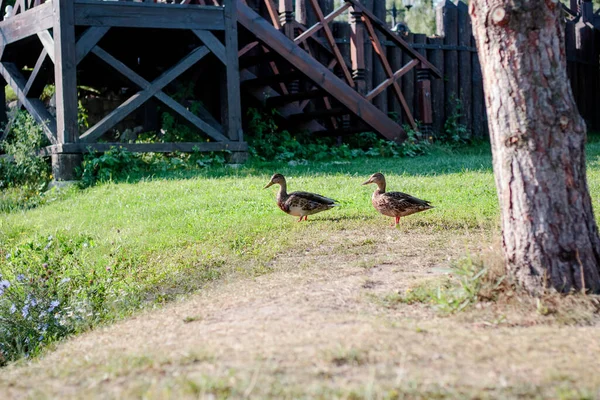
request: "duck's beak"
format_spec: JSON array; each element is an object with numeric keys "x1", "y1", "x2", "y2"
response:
[
  {"x1": 264, "y1": 181, "x2": 274, "y2": 189},
  {"x1": 361, "y1": 178, "x2": 372, "y2": 185}
]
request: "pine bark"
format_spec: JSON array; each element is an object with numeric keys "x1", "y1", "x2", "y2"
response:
[{"x1": 470, "y1": 0, "x2": 600, "y2": 293}]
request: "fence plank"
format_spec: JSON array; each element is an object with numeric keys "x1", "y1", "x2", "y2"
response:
[
  {"x1": 437, "y1": 0, "x2": 458, "y2": 124},
  {"x1": 471, "y1": 35, "x2": 485, "y2": 138},
  {"x1": 456, "y1": 0, "x2": 471, "y2": 137},
  {"x1": 413, "y1": 33, "x2": 426, "y2": 123},
  {"x1": 400, "y1": 32, "x2": 414, "y2": 126},
  {"x1": 427, "y1": 36, "x2": 444, "y2": 135},
  {"x1": 388, "y1": 37, "x2": 402, "y2": 124},
  {"x1": 372, "y1": 0, "x2": 387, "y2": 114}
]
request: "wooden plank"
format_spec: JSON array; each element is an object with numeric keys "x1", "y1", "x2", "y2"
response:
[
  {"x1": 23, "y1": 48, "x2": 49, "y2": 97},
  {"x1": 413, "y1": 34, "x2": 426, "y2": 121},
  {"x1": 223, "y1": 0, "x2": 243, "y2": 141},
  {"x1": 82, "y1": 46, "x2": 211, "y2": 142},
  {"x1": 437, "y1": 0, "x2": 458, "y2": 123},
  {"x1": 427, "y1": 36, "x2": 444, "y2": 136},
  {"x1": 264, "y1": 0, "x2": 281, "y2": 28},
  {"x1": 76, "y1": 26, "x2": 110, "y2": 64},
  {"x1": 294, "y1": 2, "x2": 350, "y2": 45},
  {"x1": 237, "y1": 2, "x2": 405, "y2": 141},
  {"x1": 73, "y1": 1, "x2": 225, "y2": 30},
  {"x1": 42, "y1": 141, "x2": 248, "y2": 155},
  {"x1": 0, "y1": 77, "x2": 6, "y2": 136},
  {"x1": 366, "y1": 59, "x2": 417, "y2": 100},
  {"x1": 91, "y1": 45, "x2": 226, "y2": 140},
  {"x1": 53, "y1": 0, "x2": 79, "y2": 144},
  {"x1": 400, "y1": 33, "x2": 414, "y2": 127},
  {"x1": 0, "y1": 62, "x2": 57, "y2": 143},
  {"x1": 36, "y1": 30, "x2": 55, "y2": 63},
  {"x1": 279, "y1": 0, "x2": 294, "y2": 38},
  {"x1": 307, "y1": 0, "x2": 354, "y2": 86},
  {"x1": 0, "y1": 1, "x2": 53, "y2": 44},
  {"x1": 371, "y1": 0, "x2": 387, "y2": 115},
  {"x1": 387, "y1": 36, "x2": 402, "y2": 124},
  {"x1": 349, "y1": 0, "x2": 442, "y2": 78},
  {"x1": 193, "y1": 30, "x2": 226, "y2": 63},
  {"x1": 456, "y1": 0, "x2": 471, "y2": 137}
]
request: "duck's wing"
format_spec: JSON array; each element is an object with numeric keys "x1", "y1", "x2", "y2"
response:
[
  {"x1": 289, "y1": 191, "x2": 338, "y2": 205},
  {"x1": 383, "y1": 191, "x2": 433, "y2": 209}
]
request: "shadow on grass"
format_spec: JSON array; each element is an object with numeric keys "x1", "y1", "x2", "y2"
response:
[{"x1": 117, "y1": 142, "x2": 495, "y2": 185}]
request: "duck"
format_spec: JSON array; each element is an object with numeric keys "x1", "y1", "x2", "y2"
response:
[
  {"x1": 362, "y1": 172, "x2": 433, "y2": 227},
  {"x1": 264, "y1": 173, "x2": 339, "y2": 222}
]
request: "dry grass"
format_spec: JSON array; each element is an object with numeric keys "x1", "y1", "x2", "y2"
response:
[{"x1": 1, "y1": 227, "x2": 600, "y2": 399}]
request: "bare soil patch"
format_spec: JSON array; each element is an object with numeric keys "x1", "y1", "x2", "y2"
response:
[{"x1": 2, "y1": 227, "x2": 600, "y2": 399}]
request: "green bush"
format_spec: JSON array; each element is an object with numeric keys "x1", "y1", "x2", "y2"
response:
[{"x1": 0, "y1": 111, "x2": 50, "y2": 190}]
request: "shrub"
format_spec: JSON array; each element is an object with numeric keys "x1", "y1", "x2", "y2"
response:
[
  {"x1": 0, "y1": 111, "x2": 50, "y2": 190},
  {"x1": 78, "y1": 146, "x2": 140, "y2": 187}
]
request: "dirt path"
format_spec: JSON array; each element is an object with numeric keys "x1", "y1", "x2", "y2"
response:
[{"x1": 3, "y1": 228, "x2": 600, "y2": 399}]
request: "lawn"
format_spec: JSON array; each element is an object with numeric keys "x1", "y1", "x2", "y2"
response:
[
  {"x1": 2, "y1": 138, "x2": 600, "y2": 364},
  {"x1": 3, "y1": 140, "x2": 600, "y2": 398}
]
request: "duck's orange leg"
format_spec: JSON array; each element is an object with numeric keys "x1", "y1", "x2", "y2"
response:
[
  {"x1": 304, "y1": 215, "x2": 308, "y2": 221},
  {"x1": 297, "y1": 216, "x2": 303, "y2": 222},
  {"x1": 391, "y1": 216, "x2": 400, "y2": 227}
]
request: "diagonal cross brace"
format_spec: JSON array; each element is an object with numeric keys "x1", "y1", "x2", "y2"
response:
[
  {"x1": 0, "y1": 62, "x2": 57, "y2": 144},
  {"x1": 81, "y1": 45, "x2": 227, "y2": 143},
  {"x1": 36, "y1": 26, "x2": 110, "y2": 66}
]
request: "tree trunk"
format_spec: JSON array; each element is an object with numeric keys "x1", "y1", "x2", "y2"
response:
[{"x1": 470, "y1": 0, "x2": 600, "y2": 293}]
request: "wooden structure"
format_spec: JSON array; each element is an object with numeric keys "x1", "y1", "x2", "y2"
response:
[
  {"x1": 0, "y1": 0, "x2": 245, "y2": 179},
  {"x1": 235, "y1": 0, "x2": 441, "y2": 140}
]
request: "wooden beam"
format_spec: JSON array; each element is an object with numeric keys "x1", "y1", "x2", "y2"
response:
[
  {"x1": 193, "y1": 30, "x2": 225, "y2": 63},
  {"x1": 0, "y1": 62, "x2": 57, "y2": 144},
  {"x1": 81, "y1": 45, "x2": 213, "y2": 142},
  {"x1": 76, "y1": 26, "x2": 110, "y2": 64},
  {"x1": 36, "y1": 30, "x2": 55, "y2": 63},
  {"x1": 0, "y1": 1, "x2": 53, "y2": 45},
  {"x1": 90, "y1": 45, "x2": 226, "y2": 141},
  {"x1": 53, "y1": 0, "x2": 79, "y2": 144},
  {"x1": 366, "y1": 59, "x2": 418, "y2": 101},
  {"x1": 307, "y1": 0, "x2": 354, "y2": 87},
  {"x1": 73, "y1": 0, "x2": 225, "y2": 30},
  {"x1": 237, "y1": 2, "x2": 404, "y2": 141},
  {"x1": 348, "y1": 0, "x2": 442, "y2": 79},
  {"x1": 41, "y1": 141, "x2": 248, "y2": 155},
  {"x1": 294, "y1": 2, "x2": 350, "y2": 45},
  {"x1": 223, "y1": 0, "x2": 243, "y2": 141},
  {"x1": 23, "y1": 48, "x2": 49, "y2": 96},
  {"x1": 238, "y1": 41, "x2": 259, "y2": 57}
]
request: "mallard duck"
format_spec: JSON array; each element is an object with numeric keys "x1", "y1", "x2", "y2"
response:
[
  {"x1": 264, "y1": 173, "x2": 339, "y2": 221},
  {"x1": 362, "y1": 172, "x2": 433, "y2": 227}
]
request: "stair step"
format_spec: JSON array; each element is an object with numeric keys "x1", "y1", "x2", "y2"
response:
[
  {"x1": 240, "y1": 71, "x2": 304, "y2": 87},
  {"x1": 266, "y1": 90, "x2": 326, "y2": 107},
  {"x1": 311, "y1": 126, "x2": 372, "y2": 137},
  {"x1": 286, "y1": 108, "x2": 347, "y2": 123}
]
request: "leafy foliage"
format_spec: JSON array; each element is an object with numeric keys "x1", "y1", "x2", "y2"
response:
[
  {"x1": 0, "y1": 111, "x2": 50, "y2": 190},
  {"x1": 78, "y1": 146, "x2": 140, "y2": 188},
  {"x1": 245, "y1": 108, "x2": 432, "y2": 162}
]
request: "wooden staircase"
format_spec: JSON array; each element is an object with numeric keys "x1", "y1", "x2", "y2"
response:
[{"x1": 236, "y1": 0, "x2": 441, "y2": 141}]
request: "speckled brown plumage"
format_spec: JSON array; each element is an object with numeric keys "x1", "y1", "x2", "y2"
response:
[
  {"x1": 362, "y1": 172, "x2": 433, "y2": 226},
  {"x1": 264, "y1": 173, "x2": 338, "y2": 221}
]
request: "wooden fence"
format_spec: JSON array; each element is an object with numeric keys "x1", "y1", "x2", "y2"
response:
[{"x1": 327, "y1": 0, "x2": 600, "y2": 138}]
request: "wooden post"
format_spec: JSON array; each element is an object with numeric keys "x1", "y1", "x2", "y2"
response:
[
  {"x1": 53, "y1": 0, "x2": 78, "y2": 145},
  {"x1": 437, "y1": 0, "x2": 458, "y2": 125},
  {"x1": 362, "y1": 0, "x2": 373, "y2": 93},
  {"x1": 350, "y1": 8, "x2": 366, "y2": 95},
  {"x1": 53, "y1": 0, "x2": 81, "y2": 180},
  {"x1": 427, "y1": 36, "x2": 444, "y2": 136},
  {"x1": 413, "y1": 33, "x2": 426, "y2": 122},
  {"x1": 416, "y1": 66, "x2": 433, "y2": 133},
  {"x1": 456, "y1": 0, "x2": 472, "y2": 137},
  {"x1": 223, "y1": 0, "x2": 243, "y2": 144},
  {"x1": 0, "y1": 77, "x2": 7, "y2": 130},
  {"x1": 279, "y1": 0, "x2": 294, "y2": 38}
]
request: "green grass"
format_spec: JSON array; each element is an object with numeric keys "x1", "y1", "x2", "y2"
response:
[{"x1": 3, "y1": 138, "x2": 600, "y2": 359}]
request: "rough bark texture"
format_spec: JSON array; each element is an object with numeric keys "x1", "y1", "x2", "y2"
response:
[{"x1": 470, "y1": 0, "x2": 600, "y2": 293}]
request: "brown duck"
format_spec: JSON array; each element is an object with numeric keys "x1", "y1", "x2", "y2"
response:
[
  {"x1": 264, "y1": 173, "x2": 339, "y2": 222},
  {"x1": 362, "y1": 172, "x2": 433, "y2": 227}
]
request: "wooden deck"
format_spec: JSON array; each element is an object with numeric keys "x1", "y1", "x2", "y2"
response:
[{"x1": 0, "y1": 0, "x2": 244, "y2": 179}]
